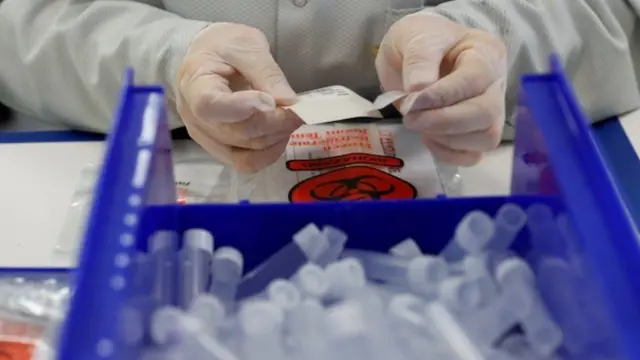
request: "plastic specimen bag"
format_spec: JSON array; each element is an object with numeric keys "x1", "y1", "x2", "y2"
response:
[
  {"x1": 232, "y1": 123, "x2": 462, "y2": 202},
  {"x1": 0, "y1": 275, "x2": 71, "y2": 360}
]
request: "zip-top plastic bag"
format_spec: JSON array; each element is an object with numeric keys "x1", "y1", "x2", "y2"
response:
[
  {"x1": 54, "y1": 147, "x2": 233, "y2": 255},
  {"x1": 232, "y1": 123, "x2": 462, "y2": 202},
  {"x1": 0, "y1": 275, "x2": 71, "y2": 360}
]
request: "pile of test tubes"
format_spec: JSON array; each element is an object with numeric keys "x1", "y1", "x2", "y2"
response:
[{"x1": 120, "y1": 203, "x2": 599, "y2": 360}]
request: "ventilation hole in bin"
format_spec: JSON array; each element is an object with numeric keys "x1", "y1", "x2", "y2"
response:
[
  {"x1": 114, "y1": 253, "x2": 130, "y2": 268},
  {"x1": 110, "y1": 276, "x2": 126, "y2": 290},
  {"x1": 124, "y1": 214, "x2": 138, "y2": 227},
  {"x1": 128, "y1": 194, "x2": 142, "y2": 207},
  {"x1": 96, "y1": 338, "x2": 114, "y2": 357},
  {"x1": 119, "y1": 233, "x2": 135, "y2": 248}
]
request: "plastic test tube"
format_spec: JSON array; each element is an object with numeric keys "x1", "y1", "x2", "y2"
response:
[
  {"x1": 189, "y1": 294, "x2": 226, "y2": 335},
  {"x1": 237, "y1": 223, "x2": 331, "y2": 298},
  {"x1": 325, "y1": 300, "x2": 373, "y2": 360},
  {"x1": 239, "y1": 300, "x2": 287, "y2": 360},
  {"x1": 324, "y1": 258, "x2": 367, "y2": 300},
  {"x1": 424, "y1": 302, "x2": 486, "y2": 360},
  {"x1": 150, "y1": 306, "x2": 183, "y2": 345},
  {"x1": 151, "y1": 306, "x2": 238, "y2": 360},
  {"x1": 462, "y1": 255, "x2": 499, "y2": 305},
  {"x1": 292, "y1": 263, "x2": 330, "y2": 299},
  {"x1": 438, "y1": 276, "x2": 484, "y2": 312},
  {"x1": 178, "y1": 229, "x2": 214, "y2": 309},
  {"x1": 148, "y1": 231, "x2": 179, "y2": 306},
  {"x1": 457, "y1": 271, "x2": 534, "y2": 346},
  {"x1": 342, "y1": 250, "x2": 448, "y2": 293},
  {"x1": 496, "y1": 258, "x2": 563, "y2": 357},
  {"x1": 315, "y1": 225, "x2": 349, "y2": 267},
  {"x1": 325, "y1": 298, "x2": 398, "y2": 360},
  {"x1": 266, "y1": 279, "x2": 302, "y2": 311},
  {"x1": 536, "y1": 258, "x2": 591, "y2": 355},
  {"x1": 287, "y1": 298, "x2": 330, "y2": 360},
  {"x1": 487, "y1": 203, "x2": 527, "y2": 252},
  {"x1": 388, "y1": 294, "x2": 452, "y2": 359},
  {"x1": 440, "y1": 211, "x2": 496, "y2": 262},
  {"x1": 209, "y1": 246, "x2": 243, "y2": 310},
  {"x1": 389, "y1": 238, "x2": 423, "y2": 259}
]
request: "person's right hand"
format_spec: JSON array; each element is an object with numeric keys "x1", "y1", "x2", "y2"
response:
[{"x1": 176, "y1": 23, "x2": 302, "y2": 173}]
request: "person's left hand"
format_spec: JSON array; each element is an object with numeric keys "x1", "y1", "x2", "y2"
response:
[{"x1": 376, "y1": 13, "x2": 507, "y2": 166}]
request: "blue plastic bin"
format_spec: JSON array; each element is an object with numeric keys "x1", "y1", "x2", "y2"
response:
[{"x1": 53, "y1": 56, "x2": 640, "y2": 360}]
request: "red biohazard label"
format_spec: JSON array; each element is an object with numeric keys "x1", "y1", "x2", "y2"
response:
[
  {"x1": 0, "y1": 317, "x2": 45, "y2": 360},
  {"x1": 286, "y1": 153, "x2": 404, "y2": 171},
  {"x1": 0, "y1": 340, "x2": 34, "y2": 360},
  {"x1": 288, "y1": 166, "x2": 417, "y2": 202}
]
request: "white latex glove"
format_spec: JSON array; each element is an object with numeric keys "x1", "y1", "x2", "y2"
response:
[
  {"x1": 176, "y1": 23, "x2": 302, "y2": 173},
  {"x1": 376, "y1": 13, "x2": 507, "y2": 166}
]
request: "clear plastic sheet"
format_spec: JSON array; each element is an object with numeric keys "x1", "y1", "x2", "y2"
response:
[
  {"x1": 54, "y1": 144, "x2": 233, "y2": 255},
  {"x1": 54, "y1": 164, "x2": 99, "y2": 255}
]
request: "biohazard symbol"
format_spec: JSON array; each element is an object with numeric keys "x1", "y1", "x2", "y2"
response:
[{"x1": 288, "y1": 166, "x2": 417, "y2": 202}]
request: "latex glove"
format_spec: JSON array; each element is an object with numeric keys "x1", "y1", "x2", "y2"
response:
[
  {"x1": 176, "y1": 23, "x2": 302, "y2": 173},
  {"x1": 376, "y1": 13, "x2": 507, "y2": 166}
]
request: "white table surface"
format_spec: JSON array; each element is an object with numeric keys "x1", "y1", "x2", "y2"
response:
[{"x1": 0, "y1": 111, "x2": 638, "y2": 268}]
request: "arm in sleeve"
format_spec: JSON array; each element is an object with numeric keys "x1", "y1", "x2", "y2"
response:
[
  {"x1": 422, "y1": 0, "x2": 640, "y2": 138},
  {"x1": 0, "y1": 0, "x2": 210, "y2": 132}
]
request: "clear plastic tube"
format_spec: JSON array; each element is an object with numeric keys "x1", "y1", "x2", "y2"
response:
[{"x1": 178, "y1": 229, "x2": 214, "y2": 309}]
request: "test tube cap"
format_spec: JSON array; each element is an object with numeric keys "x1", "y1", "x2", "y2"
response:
[
  {"x1": 184, "y1": 228, "x2": 214, "y2": 253},
  {"x1": 407, "y1": 255, "x2": 448, "y2": 285},
  {"x1": 214, "y1": 246, "x2": 243, "y2": 265},
  {"x1": 496, "y1": 203, "x2": 528, "y2": 231},
  {"x1": 438, "y1": 276, "x2": 482, "y2": 310},
  {"x1": 148, "y1": 231, "x2": 178, "y2": 252},
  {"x1": 239, "y1": 300, "x2": 284, "y2": 335},
  {"x1": 212, "y1": 246, "x2": 244, "y2": 279},
  {"x1": 322, "y1": 225, "x2": 348, "y2": 246},
  {"x1": 495, "y1": 257, "x2": 534, "y2": 287},
  {"x1": 389, "y1": 238, "x2": 423, "y2": 259},
  {"x1": 150, "y1": 306, "x2": 183, "y2": 345},
  {"x1": 267, "y1": 279, "x2": 302, "y2": 310},
  {"x1": 455, "y1": 211, "x2": 495, "y2": 254},
  {"x1": 293, "y1": 223, "x2": 330, "y2": 260},
  {"x1": 189, "y1": 294, "x2": 226, "y2": 327},
  {"x1": 326, "y1": 300, "x2": 368, "y2": 338},
  {"x1": 295, "y1": 263, "x2": 330, "y2": 297},
  {"x1": 325, "y1": 258, "x2": 367, "y2": 290}
]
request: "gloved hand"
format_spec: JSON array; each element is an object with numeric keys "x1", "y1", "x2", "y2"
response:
[
  {"x1": 376, "y1": 13, "x2": 507, "y2": 166},
  {"x1": 175, "y1": 23, "x2": 302, "y2": 173}
]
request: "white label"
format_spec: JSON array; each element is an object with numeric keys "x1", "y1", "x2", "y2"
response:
[{"x1": 285, "y1": 86, "x2": 407, "y2": 125}]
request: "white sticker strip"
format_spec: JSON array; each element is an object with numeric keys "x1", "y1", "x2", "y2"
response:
[{"x1": 285, "y1": 86, "x2": 407, "y2": 125}]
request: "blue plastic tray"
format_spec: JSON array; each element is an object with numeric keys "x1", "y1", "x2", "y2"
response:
[{"x1": 55, "y1": 56, "x2": 640, "y2": 360}]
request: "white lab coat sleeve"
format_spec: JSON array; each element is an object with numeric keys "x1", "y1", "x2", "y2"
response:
[
  {"x1": 0, "y1": 0, "x2": 210, "y2": 132},
  {"x1": 422, "y1": 0, "x2": 640, "y2": 138}
]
